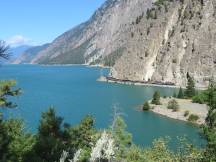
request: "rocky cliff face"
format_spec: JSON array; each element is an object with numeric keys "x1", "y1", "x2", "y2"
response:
[
  {"x1": 17, "y1": 0, "x2": 215, "y2": 88},
  {"x1": 111, "y1": 0, "x2": 216, "y2": 88},
  {"x1": 30, "y1": 0, "x2": 153, "y2": 65}
]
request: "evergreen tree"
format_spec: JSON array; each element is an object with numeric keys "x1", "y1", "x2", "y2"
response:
[
  {"x1": 0, "y1": 115, "x2": 10, "y2": 162},
  {"x1": 143, "y1": 101, "x2": 150, "y2": 111},
  {"x1": 113, "y1": 116, "x2": 132, "y2": 160},
  {"x1": 185, "y1": 73, "x2": 196, "y2": 98},
  {"x1": 25, "y1": 108, "x2": 70, "y2": 162},
  {"x1": 0, "y1": 80, "x2": 21, "y2": 108},
  {"x1": 0, "y1": 40, "x2": 10, "y2": 60},
  {"x1": 0, "y1": 42, "x2": 21, "y2": 109},
  {"x1": 173, "y1": 92, "x2": 177, "y2": 98},
  {"x1": 152, "y1": 91, "x2": 161, "y2": 105},
  {"x1": 69, "y1": 115, "x2": 95, "y2": 150},
  {"x1": 3, "y1": 119, "x2": 35, "y2": 162},
  {"x1": 177, "y1": 87, "x2": 184, "y2": 98},
  {"x1": 0, "y1": 40, "x2": 21, "y2": 161},
  {"x1": 203, "y1": 83, "x2": 216, "y2": 161}
]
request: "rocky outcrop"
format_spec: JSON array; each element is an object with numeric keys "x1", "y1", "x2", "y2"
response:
[{"x1": 111, "y1": 0, "x2": 216, "y2": 88}]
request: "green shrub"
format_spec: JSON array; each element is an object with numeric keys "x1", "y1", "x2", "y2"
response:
[
  {"x1": 192, "y1": 91, "x2": 209, "y2": 104},
  {"x1": 192, "y1": 95, "x2": 205, "y2": 104},
  {"x1": 188, "y1": 114, "x2": 199, "y2": 123},
  {"x1": 184, "y1": 110, "x2": 190, "y2": 117},
  {"x1": 167, "y1": 99, "x2": 179, "y2": 112},
  {"x1": 143, "y1": 101, "x2": 150, "y2": 111}
]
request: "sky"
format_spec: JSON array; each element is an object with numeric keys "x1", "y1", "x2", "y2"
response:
[{"x1": 0, "y1": 0, "x2": 105, "y2": 47}]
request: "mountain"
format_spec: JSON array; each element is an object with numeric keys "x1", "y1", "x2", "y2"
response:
[
  {"x1": 6, "y1": 45, "x2": 32, "y2": 63},
  {"x1": 12, "y1": 44, "x2": 50, "y2": 64},
  {"x1": 29, "y1": 0, "x2": 153, "y2": 65},
  {"x1": 19, "y1": 0, "x2": 216, "y2": 88},
  {"x1": 111, "y1": 0, "x2": 216, "y2": 88}
]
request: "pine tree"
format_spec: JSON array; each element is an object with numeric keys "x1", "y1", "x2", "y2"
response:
[
  {"x1": 152, "y1": 91, "x2": 161, "y2": 105},
  {"x1": 26, "y1": 108, "x2": 70, "y2": 162},
  {"x1": 173, "y1": 92, "x2": 177, "y2": 98},
  {"x1": 143, "y1": 101, "x2": 150, "y2": 111},
  {"x1": 113, "y1": 116, "x2": 132, "y2": 159},
  {"x1": 0, "y1": 80, "x2": 21, "y2": 108},
  {"x1": 0, "y1": 116, "x2": 10, "y2": 161},
  {"x1": 177, "y1": 87, "x2": 184, "y2": 98},
  {"x1": 0, "y1": 41, "x2": 21, "y2": 162},
  {"x1": 70, "y1": 115, "x2": 95, "y2": 149},
  {"x1": 0, "y1": 40, "x2": 10, "y2": 60},
  {"x1": 185, "y1": 73, "x2": 196, "y2": 98},
  {"x1": 203, "y1": 83, "x2": 216, "y2": 161}
]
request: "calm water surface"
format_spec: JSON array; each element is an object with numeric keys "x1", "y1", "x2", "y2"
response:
[{"x1": 0, "y1": 65, "x2": 205, "y2": 148}]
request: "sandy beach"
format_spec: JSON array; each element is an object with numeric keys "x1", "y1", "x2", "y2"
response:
[{"x1": 150, "y1": 98, "x2": 208, "y2": 125}]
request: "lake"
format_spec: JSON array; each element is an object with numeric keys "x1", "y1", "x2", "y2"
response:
[{"x1": 0, "y1": 64, "x2": 205, "y2": 148}]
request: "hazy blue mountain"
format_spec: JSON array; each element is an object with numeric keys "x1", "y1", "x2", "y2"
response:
[
  {"x1": 5, "y1": 45, "x2": 32, "y2": 63},
  {"x1": 12, "y1": 44, "x2": 50, "y2": 64}
]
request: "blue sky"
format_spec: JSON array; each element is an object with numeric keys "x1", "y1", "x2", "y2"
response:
[{"x1": 0, "y1": 0, "x2": 105, "y2": 47}]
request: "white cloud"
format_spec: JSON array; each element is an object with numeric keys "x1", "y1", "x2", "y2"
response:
[{"x1": 6, "y1": 35, "x2": 32, "y2": 47}]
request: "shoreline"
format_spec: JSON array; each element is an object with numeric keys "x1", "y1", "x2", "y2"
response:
[
  {"x1": 98, "y1": 76, "x2": 208, "y2": 90},
  {"x1": 9, "y1": 63, "x2": 111, "y2": 69},
  {"x1": 98, "y1": 76, "x2": 180, "y2": 89},
  {"x1": 9, "y1": 63, "x2": 208, "y2": 90},
  {"x1": 148, "y1": 98, "x2": 208, "y2": 125}
]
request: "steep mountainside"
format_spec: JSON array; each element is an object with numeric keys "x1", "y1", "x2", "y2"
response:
[
  {"x1": 111, "y1": 0, "x2": 216, "y2": 88},
  {"x1": 17, "y1": 0, "x2": 216, "y2": 87},
  {"x1": 29, "y1": 0, "x2": 153, "y2": 65},
  {"x1": 13, "y1": 44, "x2": 49, "y2": 64}
]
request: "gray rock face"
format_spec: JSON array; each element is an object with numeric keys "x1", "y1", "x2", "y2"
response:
[
  {"x1": 111, "y1": 0, "x2": 216, "y2": 88},
  {"x1": 30, "y1": 0, "x2": 153, "y2": 65}
]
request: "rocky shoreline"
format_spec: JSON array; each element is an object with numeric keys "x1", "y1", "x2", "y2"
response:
[
  {"x1": 98, "y1": 76, "x2": 180, "y2": 88},
  {"x1": 98, "y1": 76, "x2": 209, "y2": 90}
]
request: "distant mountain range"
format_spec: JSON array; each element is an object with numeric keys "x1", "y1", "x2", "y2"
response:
[
  {"x1": 12, "y1": 44, "x2": 49, "y2": 64},
  {"x1": 13, "y1": 0, "x2": 216, "y2": 88},
  {"x1": 4, "y1": 45, "x2": 32, "y2": 63}
]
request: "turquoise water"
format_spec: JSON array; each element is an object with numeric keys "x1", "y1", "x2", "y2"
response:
[{"x1": 0, "y1": 65, "x2": 205, "y2": 148}]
